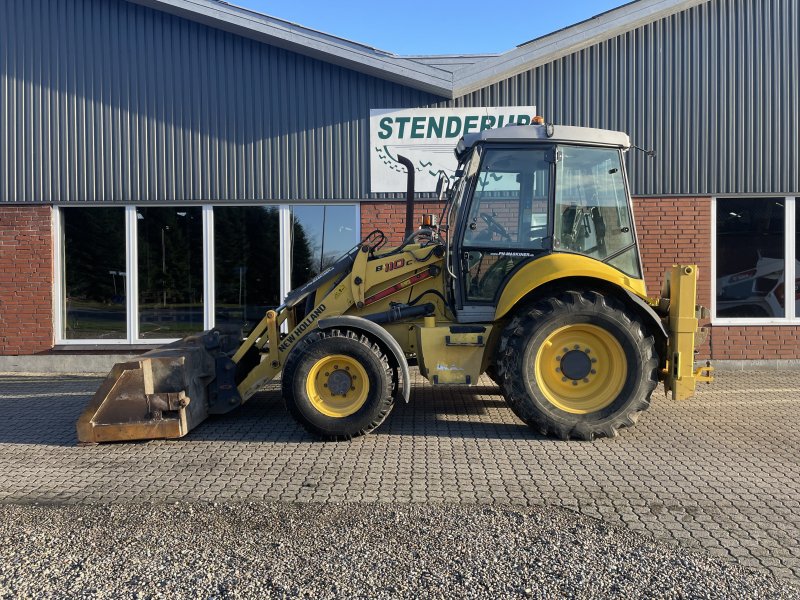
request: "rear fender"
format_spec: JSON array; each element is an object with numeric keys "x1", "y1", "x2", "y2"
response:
[
  {"x1": 495, "y1": 254, "x2": 648, "y2": 320},
  {"x1": 621, "y1": 288, "x2": 668, "y2": 355}
]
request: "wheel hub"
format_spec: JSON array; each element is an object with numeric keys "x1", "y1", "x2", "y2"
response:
[
  {"x1": 534, "y1": 324, "x2": 626, "y2": 415},
  {"x1": 560, "y1": 349, "x2": 592, "y2": 381},
  {"x1": 327, "y1": 369, "x2": 353, "y2": 396},
  {"x1": 306, "y1": 354, "x2": 369, "y2": 418}
]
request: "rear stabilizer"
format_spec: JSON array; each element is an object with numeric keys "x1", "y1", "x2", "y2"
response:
[{"x1": 661, "y1": 264, "x2": 714, "y2": 400}]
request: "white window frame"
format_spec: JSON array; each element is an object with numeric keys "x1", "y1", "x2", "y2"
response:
[
  {"x1": 711, "y1": 196, "x2": 797, "y2": 325},
  {"x1": 54, "y1": 202, "x2": 361, "y2": 345}
]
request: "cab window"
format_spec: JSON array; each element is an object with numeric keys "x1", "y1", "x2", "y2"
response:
[
  {"x1": 554, "y1": 146, "x2": 640, "y2": 278},
  {"x1": 461, "y1": 147, "x2": 551, "y2": 302},
  {"x1": 463, "y1": 148, "x2": 550, "y2": 249}
]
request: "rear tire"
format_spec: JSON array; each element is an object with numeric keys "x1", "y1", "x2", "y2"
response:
[
  {"x1": 497, "y1": 290, "x2": 658, "y2": 440},
  {"x1": 282, "y1": 329, "x2": 394, "y2": 440}
]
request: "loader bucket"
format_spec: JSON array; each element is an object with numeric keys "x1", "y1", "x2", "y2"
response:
[{"x1": 76, "y1": 331, "x2": 242, "y2": 444}]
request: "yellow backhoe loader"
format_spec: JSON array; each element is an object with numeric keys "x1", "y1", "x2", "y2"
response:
[{"x1": 77, "y1": 122, "x2": 713, "y2": 444}]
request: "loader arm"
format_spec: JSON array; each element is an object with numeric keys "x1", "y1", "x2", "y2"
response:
[
  {"x1": 234, "y1": 238, "x2": 446, "y2": 401},
  {"x1": 76, "y1": 234, "x2": 446, "y2": 443}
]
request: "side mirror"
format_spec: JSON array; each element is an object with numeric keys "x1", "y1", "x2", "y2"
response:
[{"x1": 435, "y1": 171, "x2": 450, "y2": 201}]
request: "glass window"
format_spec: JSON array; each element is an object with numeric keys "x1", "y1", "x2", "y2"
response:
[
  {"x1": 447, "y1": 147, "x2": 482, "y2": 237},
  {"x1": 62, "y1": 208, "x2": 127, "y2": 339},
  {"x1": 137, "y1": 207, "x2": 204, "y2": 338},
  {"x1": 716, "y1": 198, "x2": 785, "y2": 319},
  {"x1": 795, "y1": 207, "x2": 800, "y2": 317},
  {"x1": 290, "y1": 205, "x2": 359, "y2": 288},
  {"x1": 57, "y1": 203, "x2": 361, "y2": 344},
  {"x1": 463, "y1": 148, "x2": 550, "y2": 249},
  {"x1": 464, "y1": 251, "x2": 528, "y2": 302},
  {"x1": 214, "y1": 206, "x2": 281, "y2": 336},
  {"x1": 554, "y1": 146, "x2": 639, "y2": 277}
]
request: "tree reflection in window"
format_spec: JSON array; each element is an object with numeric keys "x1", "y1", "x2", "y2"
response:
[
  {"x1": 62, "y1": 208, "x2": 127, "y2": 339},
  {"x1": 291, "y1": 205, "x2": 359, "y2": 288},
  {"x1": 214, "y1": 206, "x2": 284, "y2": 336},
  {"x1": 137, "y1": 207, "x2": 204, "y2": 338}
]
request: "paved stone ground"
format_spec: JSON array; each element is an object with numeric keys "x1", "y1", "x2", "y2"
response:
[{"x1": 0, "y1": 370, "x2": 798, "y2": 584}]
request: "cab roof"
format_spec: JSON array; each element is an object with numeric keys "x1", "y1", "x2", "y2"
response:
[{"x1": 456, "y1": 124, "x2": 631, "y2": 159}]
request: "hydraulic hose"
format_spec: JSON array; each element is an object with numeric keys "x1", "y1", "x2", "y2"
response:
[{"x1": 363, "y1": 303, "x2": 435, "y2": 325}]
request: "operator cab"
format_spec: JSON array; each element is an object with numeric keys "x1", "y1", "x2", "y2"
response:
[{"x1": 443, "y1": 123, "x2": 644, "y2": 323}]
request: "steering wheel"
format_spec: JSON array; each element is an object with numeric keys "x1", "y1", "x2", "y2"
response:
[{"x1": 480, "y1": 212, "x2": 512, "y2": 241}]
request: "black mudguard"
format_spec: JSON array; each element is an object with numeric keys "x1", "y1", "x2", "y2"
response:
[{"x1": 317, "y1": 315, "x2": 412, "y2": 404}]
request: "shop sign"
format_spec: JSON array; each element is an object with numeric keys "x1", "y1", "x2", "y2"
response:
[{"x1": 369, "y1": 106, "x2": 537, "y2": 193}]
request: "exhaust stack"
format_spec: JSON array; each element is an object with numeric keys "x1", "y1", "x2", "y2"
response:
[{"x1": 396, "y1": 154, "x2": 415, "y2": 238}]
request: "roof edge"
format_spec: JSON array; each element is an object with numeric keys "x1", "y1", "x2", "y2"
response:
[
  {"x1": 126, "y1": 0, "x2": 710, "y2": 101},
  {"x1": 127, "y1": 0, "x2": 457, "y2": 97}
]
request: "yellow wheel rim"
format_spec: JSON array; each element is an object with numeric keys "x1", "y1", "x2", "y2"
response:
[
  {"x1": 306, "y1": 354, "x2": 369, "y2": 418},
  {"x1": 534, "y1": 324, "x2": 627, "y2": 415}
]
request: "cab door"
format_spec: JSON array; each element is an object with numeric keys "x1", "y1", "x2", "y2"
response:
[{"x1": 452, "y1": 145, "x2": 554, "y2": 322}]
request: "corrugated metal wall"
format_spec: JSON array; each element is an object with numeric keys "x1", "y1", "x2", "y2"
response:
[
  {"x1": 454, "y1": 0, "x2": 799, "y2": 197},
  {"x1": 1, "y1": 0, "x2": 798, "y2": 202},
  {"x1": 0, "y1": 0, "x2": 439, "y2": 203}
]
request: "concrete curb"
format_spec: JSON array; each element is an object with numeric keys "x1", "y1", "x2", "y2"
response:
[
  {"x1": 710, "y1": 359, "x2": 800, "y2": 371},
  {"x1": 1, "y1": 354, "x2": 799, "y2": 375},
  {"x1": 0, "y1": 354, "x2": 140, "y2": 375}
]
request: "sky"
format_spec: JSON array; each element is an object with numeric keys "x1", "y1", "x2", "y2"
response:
[{"x1": 230, "y1": 0, "x2": 633, "y2": 55}]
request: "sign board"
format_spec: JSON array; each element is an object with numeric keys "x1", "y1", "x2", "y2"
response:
[{"x1": 369, "y1": 106, "x2": 537, "y2": 193}]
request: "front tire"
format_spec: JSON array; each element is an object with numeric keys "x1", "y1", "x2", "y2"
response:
[
  {"x1": 282, "y1": 329, "x2": 395, "y2": 440},
  {"x1": 497, "y1": 290, "x2": 658, "y2": 440}
]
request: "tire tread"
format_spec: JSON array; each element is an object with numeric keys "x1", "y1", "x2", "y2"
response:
[
  {"x1": 282, "y1": 329, "x2": 395, "y2": 440},
  {"x1": 497, "y1": 290, "x2": 659, "y2": 441}
]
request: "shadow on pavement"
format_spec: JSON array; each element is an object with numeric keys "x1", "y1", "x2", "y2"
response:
[
  {"x1": 188, "y1": 384, "x2": 545, "y2": 443},
  {"x1": 0, "y1": 375, "x2": 542, "y2": 446},
  {"x1": 0, "y1": 376, "x2": 98, "y2": 446}
]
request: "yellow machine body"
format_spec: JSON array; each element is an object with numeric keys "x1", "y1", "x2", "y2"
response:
[
  {"x1": 415, "y1": 318, "x2": 493, "y2": 386},
  {"x1": 76, "y1": 246, "x2": 708, "y2": 443}
]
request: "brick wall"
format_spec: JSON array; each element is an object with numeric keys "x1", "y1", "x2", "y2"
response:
[
  {"x1": 0, "y1": 206, "x2": 53, "y2": 355},
  {"x1": 363, "y1": 197, "x2": 800, "y2": 361},
  {"x1": 361, "y1": 201, "x2": 446, "y2": 245},
  {"x1": 634, "y1": 197, "x2": 800, "y2": 360},
  {"x1": 634, "y1": 197, "x2": 712, "y2": 359}
]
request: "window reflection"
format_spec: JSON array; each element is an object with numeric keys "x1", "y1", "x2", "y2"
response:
[
  {"x1": 290, "y1": 205, "x2": 359, "y2": 288},
  {"x1": 554, "y1": 146, "x2": 639, "y2": 277},
  {"x1": 59, "y1": 204, "x2": 360, "y2": 342},
  {"x1": 716, "y1": 199, "x2": 785, "y2": 318},
  {"x1": 464, "y1": 149, "x2": 550, "y2": 249},
  {"x1": 214, "y1": 206, "x2": 281, "y2": 336},
  {"x1": 62, "y1": 208, "x2": 127, "y2": 339},
  {"x1": 137, "y1": 207, "x2": 203, "y2": 338},
  {"x1": 796, "y1": 208, "x2": 800, "y2": 317}
]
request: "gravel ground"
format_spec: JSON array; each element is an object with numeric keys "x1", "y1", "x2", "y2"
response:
[{"x1": 0, "y1": 503, "x2": 796, "y2": 599}]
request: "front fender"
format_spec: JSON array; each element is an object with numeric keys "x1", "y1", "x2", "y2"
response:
[{"x1": 317, "y1": 315, "x2": 411, "y2": 404}]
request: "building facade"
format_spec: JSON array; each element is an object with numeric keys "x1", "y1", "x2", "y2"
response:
[{"x1": 1, "y1": 0, "x2": 798, "y2": 362}]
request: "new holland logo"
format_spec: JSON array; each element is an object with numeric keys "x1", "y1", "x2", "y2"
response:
[
  {"x1": 369, "y1": 106, "x2": 536, "y2": 194},
  {"x1": 277, "y1": 303, "x2": 327, "y2": 352}
]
